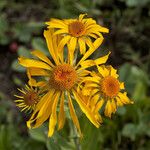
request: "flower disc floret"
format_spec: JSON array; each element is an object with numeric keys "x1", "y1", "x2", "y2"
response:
[
  {"x1": 50, "y1": 64, "x2": 77, "y2": 90},
  {"x1": 69, "y1": 21, "x2": 85, "y2": 37},
  {"x1": 101, "y1": 76, "x2": 120, "y2": 98},
  {"x1": 23, "y1": 91, "x2": 39, "y2": 106}
]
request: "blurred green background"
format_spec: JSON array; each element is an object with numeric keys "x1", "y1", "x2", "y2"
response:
[{"x1": 0, "y1": 0, "x2": 150, "y2": 149}]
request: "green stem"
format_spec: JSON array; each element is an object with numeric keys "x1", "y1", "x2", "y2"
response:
[{"x1": 72, "y1": 123, "x2": 82, "y2": 150}]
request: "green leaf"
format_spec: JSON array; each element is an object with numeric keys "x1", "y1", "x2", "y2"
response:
[
  {"x1": 125, "y1": 0, "x2": 149, "y2": 7},
  {"x1": 28, "y1": 22, "x2": 44, "y2": 28},
  {"x1": 0, "y1": 125, "x2": 21, "y2": 150},
  {"x1": 75, "y1": 3, "x2": 88, "y2": 12},
  {"x1": 122, "y1": 123, "x2": 137, "y2": 141},
  {"x1": 132, "y1": 81, "x2": 146, "y2": 101},
  {"x1": 54, "y1": 133, "x2": 74, "y2": 150},
  {"x1": 11, "y1": 59, "x2": 25, "y2": 72},
  {"x1": 46, "y1": 138, "x2": 60, "y2": 150},
  {"x1": 0, "y1": 0, "x2": 7, "y2": 10},
  {"x1": 136, "y1": 122, "x2": 147, "y2": 136},
  {"x1": 17, "y1": 46, "x2": 32, "y2": 57},
  {"x1": 0, "y1": 15, "x2": 8, "y2": 32},
  {"x1": 12, "y1": 75, "x2": 24, "y2": 86},
  {"x1": 29, "y1": 125, "x2": 47, "y2": 143},
  {"x1": 117, "y1": 107, "x2": 126, "y2": 116},
  {"x1": 0, "y1": 15, "x2": 9, "y2": 44},
  {"x1": 0, "y1": 125, "x2": 11, "y2": 150},
  {"x1": 32, "y1": 37, "x2": 49, "y2": 55},
  {"x1": 118, "y1": 63, "x2": 131, "y2": 81},
  {"x1": 13, "y1": 23, "x2": 32, "y2": 42}
]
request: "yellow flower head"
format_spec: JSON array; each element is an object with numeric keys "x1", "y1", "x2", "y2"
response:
[
  {"x1": 18, "y1": 29, "x2": 110, "y2": 137},
  {"x1": 14, "y1": 85, "x2": 40, "y2": 112},
  {"x1": 82, "y1": 65, "x2": 133, "y2": 118},
  {"x1": 46, "y1": 14, "x2": 109, "y2": 54}
]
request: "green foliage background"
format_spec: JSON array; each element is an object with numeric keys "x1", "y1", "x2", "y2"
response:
[{"x1": 0, "y1": 0, "x2": 150, "y2": 149}]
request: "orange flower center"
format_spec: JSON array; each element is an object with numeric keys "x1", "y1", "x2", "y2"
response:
[
  {"x1": 101, "y1": 76, "x2": 120, "y2": 98},
  {"x1": 50, "y1": 64, "x2": 77, "y2": 90},
  {"x1": 23, "y1": 91, "x2": 39, "y2": 106},
  {"x1": 69, "y1": 21, "x2": 85, "y2": 37}
]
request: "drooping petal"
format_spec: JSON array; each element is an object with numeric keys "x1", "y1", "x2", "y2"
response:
[
  {"x1": 67, "y1": 37, "x2": 77, "y2": 64},
  {"x1": 104, "y1": 100, "x2": 112, "y2": 118},
  {"x1": 78, "y1": 38, "x2": 86, "y2": 54},
  {"x1": 57, "y1": 35, "x2": 71, "y2": 52},
  {"x1": 44, "y1": 29, "x2": 59, "y2": 65},
  {"x1": 27, "y1": 90, "x2": 55, "y2": 128},
  {"x1": 32, "y1": 95, "x2": 54, "y2": 128},
  {"x1": 69, "y1": 37, "x2": 77, "y2": 52},
  {"x1": 58, "y1": 92, "x2": 66, "y2": 130},
  {"x1": 67, "y1": 92, "x2": 82, "y2": 137},
  {"x1": 95, "y1": 99, "x2": 104, "y2": 113},
  {"x1": 90, "y1": 94, "x2": 100, "y2": 107},
  {"x1": 72, "y1": 89, "x2": 100, "y2": 128},
  {"x1": 111, "y1": 99, "x2": 117, "y2": 113},
  {"x1": 48, "y1": 91, "x2": 61, "y2": 137}
]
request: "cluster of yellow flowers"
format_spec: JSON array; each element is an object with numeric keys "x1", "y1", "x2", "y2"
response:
[{"x1": 15, "y1": 14, "x2": 133, "y2": 137}]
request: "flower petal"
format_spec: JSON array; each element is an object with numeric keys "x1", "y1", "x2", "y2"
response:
[
  {"x1": 72, "y1": 89, "x2": 100, "y2": 128},
  {"x1": 95, "y1": 99, "x2": 104, "y2": 112},
  {"x1": 111, "y1": 99, "x2": 117, "y2": 113},
  {"x1": 76, "y1": 37, "x2": 104, "y2": 67},
  {"x1": 27, "y1": 90, "x2": 55, "y2": 128},
  {"x1": 18, "y1": 57, "x2": 52, "y2": 70},
  {"x1": 31, "y1": 50, "x2": 54, "y2": 67},
  {"x1": 44, "y1": 29, "x2": 59, "y2": 65},
  {"x1": 67, "y1": 37, "x2": 77, "y2": 64},
  {"x1": 27, "y1": 68, "x2": 49, "y2": 76},
  {"x1": 58, "y1": 35, "x2": 71, "y2": 52},
  {"x1": 79, "y1": 14, "x2": 87, "y2": 21},
  {"x1": 78, "y1": 38, "x2": 86, "y2": 54},
  {"x1": 79, "y1": 52, "x2": 110, "y2": 70},
  {"x1": 58, "y1": 92, "x2": 66, "y2": 130},
  {"x1": 54, "y1": 29, "x2": 68, "y2": 35},
  {"x1": 84, "y1": 37, "x2": 95, "y2": 50},
  {"x1": 104, "y1": 100, "x2": 112, "y2": 118},
  {"x1": 118, "y1": 92, "x2": 133, "y2": 104},
  {"x1": 48, "y1": 91, "x2": 61, "y2": 137},
  {"x1": 68, "y1": 92, "x2": 82, "y2": 137},
  {"x1": 46, "y1": 19, "x2": 67, "y2": 28}
]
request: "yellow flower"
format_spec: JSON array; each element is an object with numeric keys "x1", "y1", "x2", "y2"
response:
[
  {"x1": 46, "y1": 14, "x2": 109, "y2": 54},
  {"x1": 14, "y1": 85, "x2": 40, "y2": 112},
  {"x1": 18, "y1": 29, "x2": 110, "y2": 137},
  {"x1": 82, "y1": 65, "x2": 133, "y2": 118}
]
